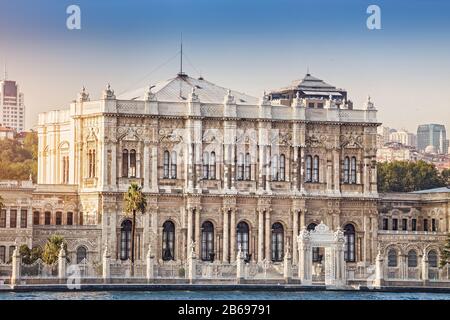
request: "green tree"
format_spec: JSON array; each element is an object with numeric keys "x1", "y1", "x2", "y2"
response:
[
  {"x1": 0, "y1": 132, "x2": 37, "y2": 181},
  {"x1": 440, "y1": 233, "x2": 450, "y2": 268},
  {"x1": 441, "y1": 169, "x2": 450, "y2": 186},
  {"x1": 42, "y1": 235, "x2": 67, "y2": 265},
  {"x1": 19, "y1": 244, "x2": 43, "y2": 264},
  {"x1": 377, "y1": 160, "x2": 445, "y2": 192},
  {"x1": 123, "y1": 183, "x2": 147, "y2": 275}
]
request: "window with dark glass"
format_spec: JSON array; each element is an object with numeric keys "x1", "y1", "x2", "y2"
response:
[
  {"x1": 67, "y1": 212, "x2": 73, "y2": 225},
  {"x1": 163, "y1": 150, "x2": 170, "y2": 178},
  {"x1": 350, "y1": 157, "x2": 357, "y2": 183},
  {"x1": 162, "y1": 221, "x2": 175, "y2": 261},
  {"x1": 388, "y1": 249, "x2": 398, "y2": 267},
  {"x1": 33, "y1": 211, "x2": 40, "y2": 225},
  {"x1": 307, "y1": 223, "x2": 320, "y2": 262},
  {"x1": 129, "y1": 149, "x2": 136, "y2": 177},
  {"x1": 343, "y1": 157, "x2": 350, "y2": 183},
  {"x1": 76, "y1": 246, "x2": 87, "y2": 264},
  {"x1": 402, "y1": 218, "x2": 407, "y2": 231},
  {"x1": 308, "y1": 102, "x2": 315, "y2": 108},
  {"x1": 244, "y1": 153, "x2": 251, "y2": 180},
  {"x1": 313, "y1": 156, "x2": 319, "y2": 182},
  {"x1": 20, "y1": 209, "x2": 27, "y2": 228},
  {"x1": 0, "y1": 246, "x2": 5, "y2": 263},
  {"x1": 122, "y1": 149, "x2": 129, "y2": 177},
  {"x1": 44, "y1": 212, "x2": 51, "y2": 225},
  {"x1": 271, "y1": 223, "x2": 284, "y2": 262},
  {"x1": 382, "y1": 218, "x2": 388, "y2": 230},
  {"x1": 201, "y1": 221, "x2": 214, "y2": 261},
  {"x1": 210, "y1": 152, "x2": 216, "y2": 179},
  {"x1": 407, "y1": 250, "x2": 417, "y2": 267},
  {"x1": 432, "y1": 218, "x2": 436, "y2": 232},
  {"x1": 412, "y1": 218, "x2": 417, "y2": 231},
  {"x1": 55, "y1": 212, "x2": 62, "y2": 225},
  {"x1": 236, "y1": 221, "x2": 249, "y2": 257},
  {"x1": 392, "y1": 218, "x2": 398, "y2": 231},
  {"x1": 428, "y1": 250, "x2": 438, "y2": 268},
  {"x1": 10, "y1": 210, "x2": 17, "y2": 228},
  {"x1": 0, "y1": 210, "x2": 6, "y2": 228},
  {"x1": 344, "y1": 224, "x2": 356, "y2": 262},
  {"x1": 305, "y1": 156, "x2": 312, "y2": 182},
  {"x1": 120, "y1": 220, "x2": 132, "y2": 260},
  {"x1": 423, "y1": 219, "x2": 428, "y2": 231}
]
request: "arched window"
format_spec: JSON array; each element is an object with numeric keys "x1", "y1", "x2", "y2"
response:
[
  {"x1": 162, "y1": 221, "x2": 175, "y2": 261},
  {"x1": 305, "y1": 156, "x2": 312, "y2": 182},
  {"x1": 343, "y1": 157, "x2": 350, "y2": 183},
  {"x1": 350, "y1": 157, "x2": 357, "y2": 184},
  {"x1": 76, "y1": 246, "x2": 87, "y2": 264},
  {"x1": 129, "y1": 149, "x2": 136, "y2": 177},
  {"x1": 344, "y1": 224, "x2": 356, "y2": 262},
  {"x1": 407, "y1": 250, "x2": 417, "y2": 268},
  {"x1": 122, "y1": 149, "x2": 129, "y2": 177},
  {"x1": 313, "y1": 156, "x2": 319, "y2": 182},
  {"x1": 120, "y1": 220, "x2": 132, "y2": 260},
  {"x1": 202, "y1": 152, "x2": 209, "y2": 179},
  {"x1": 271, "y1": 155, "x2": 278, "y2": 181},
  {"x1": 428, "y1": 250, "x2": 438, "y2": 268},
  {"x1": 170, "y1": 151, "x2": 177, "y2": 179},
  {"x1": 55, "y1": 212, "x2": 62, "y2": 225},
  {"x1": 244, "y1": 153, "x2": 251, "y2": 180},
  {"x1": 237, "y1": 153, "x2": 244, "y2": 180},
  {"x1": 271, "y1": 223, "x2": 284, "y2": 262},
  {"x1": 163, "y1": 150, "x2": 170, "y2": 178},
  {"x1": 237, "y1": 221, "x2": 249, "y2": 257},
  {"x1": 279, "y1": 154, "x2": 286, "y2": 181},
  {"x1": 388, "y1": 249, "x2": 398, "y2": 267},
  {"x1": 210, "y1": 152, "x2": 216, "y2": 179},
  {"x1": 201, "y1": 221, "x2": 214, "y2": 261},
  {"x1": 307, "y1": 223, "x2": 320, "y2": 262}
]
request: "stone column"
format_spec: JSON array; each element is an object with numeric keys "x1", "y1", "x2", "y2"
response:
[
  {"x1": 222, "y1": 209, "x2": 229, "y2": 263},
  {"x1": 10, "y1": 246, "x2": 21, "y2": 286},
  {"x1": 195, "y1": 208, "x2": 201, "y2": 257},
  {"x1": 298, "y1": 228, "x2": 311, "y2": 285},
  {"x1": 58, "y1": 244, "x2": 66, "y2": 280},
  {"x1": 421, "y1": 250, "x2": 429, "y2": 281},
  {"x1": 146, "y1": 244, "x2": 154, "y2": 282},
  {"x1": 292, "y1": 210, "x2": 299, "y2": 264},
  {"x1": 187, "y1": 208, "x2": 193, "y2": 258},
  {"x1": 374, "y1": 250, "x2": 384, "y2": 288},
  {"x1": 284, "y1": 246, "x2": 292, "y2": 283},
  {"x1": 143, "y1": 142, "x2": 150, "y2": 191},
  {"x1": 102, "y1": 245, "x2": 110, "y2": 282},
  {"x1": 187, "y1": 241, "x2": 196, "y2": 284},
  {"x1": 151, "y1": 145, "x2": 158, "y2": 192},
  {"x1": 264, "y1": 210, "x2": 271, "y2": 261},
  {"x1": 258, "y1": 209, "x2": 264, "y2": 262},
  {"x1": 230, "y1": 209, "x2": 236, "y2": 262}
]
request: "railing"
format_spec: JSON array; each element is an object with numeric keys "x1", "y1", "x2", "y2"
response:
[{"x1": 21, "y1": 259, "x2": 58, "y2": 278}]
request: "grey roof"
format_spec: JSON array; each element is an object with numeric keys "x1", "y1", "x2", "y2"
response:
[
  {"x1": 411, "y1": 186, "x2": 450, "y2": 194},
  {"x1": 272, "y1": 73, "x2": 343, "y2": 93},
  {"x1": 118, "y1": 74, "x2": 258, "y2": 105}
]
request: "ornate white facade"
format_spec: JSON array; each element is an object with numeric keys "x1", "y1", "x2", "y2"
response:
[{"x1": 0, "y1": 73, "x2": 449, "y2": 286}]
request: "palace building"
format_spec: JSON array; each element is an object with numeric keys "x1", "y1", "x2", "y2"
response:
[{"x1": 0, "y1": 72, "x2": 448, "y2": 286}]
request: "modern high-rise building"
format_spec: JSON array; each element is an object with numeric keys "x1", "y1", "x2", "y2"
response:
[
  {"x1": 0, "y1": 71, "x2": 25, "y2": 132},
  {"x1": 417, "y1": 124, "x2": 448, "y2": 154}
]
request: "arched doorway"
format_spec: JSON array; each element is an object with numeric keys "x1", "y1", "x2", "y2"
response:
[{"x1": 201, "y1": 221, "x2": 214, "y2": 261}]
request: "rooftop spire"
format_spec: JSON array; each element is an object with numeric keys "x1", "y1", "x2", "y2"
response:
[{"x1": 178, "y1": 32, "x2": 185, "y2": 77}]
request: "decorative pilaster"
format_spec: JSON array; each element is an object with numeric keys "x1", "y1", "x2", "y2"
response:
[
  {"x1": 230, "y1": 209, "x2": 236, "y2": 262},
  {"x1": 222, "y1": 209, "x2": 229, "y2": 263},
  {"x1": 292, "y1": 210, "x2": 299, "y2": 264},
  {"x1": 283, "y1": 246, "x2": 292, "y2": 283},
  {"x1": 143, "y1": 142, "x2": 150, "y2": 192},
  {"x1": 102, "y1": 244, "x2": 110, "y2": 281},
  {"x1": 258, "y1": 209, "x2": 264, "y2": 262},
  {"x1": 146, "y1": 244, "x2": 154, "y2": 281},
  {"x1": 195, "y1": 208, "x2": 201, "y2": 257},
  {"x1": 264, "y1": 210, "x2": 271, "y2": 261}
]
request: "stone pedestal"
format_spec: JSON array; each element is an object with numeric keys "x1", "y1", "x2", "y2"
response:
[
  {"x1": 374, "y1": 250, "x2": 384, "y2": 288},
  {"x1": 283, "y1": 247, "x2": 292, "y2": 283},
  {"x1": 102, "y1": 245, "x2": 111, "y2": 282},
  {"x1": 146, "y1": 245, "x2": 155, "y2": 282},
  {"x1": 10, "y1": 247, "x2": 21, "y2": 286},
  {"x1": 236, "y1": 246, "x2": 245, "y2": 284},
  {"x1": 58, "y1": 244, "x2": 66, "y2": 281}
]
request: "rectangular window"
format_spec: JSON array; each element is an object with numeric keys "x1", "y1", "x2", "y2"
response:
[
  {"x1": 10, "y1": 210, "x2": 17, "y2": 228},
  {"x1": 33, "y1": 211, "x2": 40, "y2": 225},
  {"x1": 317, "y1": 103, "x2": 324, "y2": 109},
  {"x1": 308, "y1": 102, "x2": 315, "y2": 108},
  {"x1": 45, "y1": 212, "x2": 51, "y2": 225},
  {"x1": 402, "y1": 218, "x2": 407, "y2": 231},
  {"x1": 79, "y1": 212, "x2": 83, "y2": 226},
  {"x1": 0, "y1": 210, "x2": 6, "y2": 228},
  {"x1": 382, "y1": 218, "x2": 388, "y2": 230},
  {"x1": 412, "y1": 218, "x2": 417, "y2": 231},
  {"x1": 431, "y1": 218, "x2": 436, "y2": 232},
  {"x1": 55, "y1": 212, "x2": 62, "y2": 225},
  {"x1": 67, "y1": 212, "x2": 73, "y2": 225},
  {"x1": 423, "y1": 219, "x2": 428, "y2": 232},
  {"x1": 20, "y1": 209, "x2": 27, "y2": 228},
  {"x1": 0, "y1": 246, "x2": 5, "y2": 263},
  {"x1": 392, "y1": 218, "x2": 398, "y2": 231}
]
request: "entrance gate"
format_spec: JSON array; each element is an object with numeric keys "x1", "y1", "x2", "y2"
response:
[{"x1": 297, "y1": 222, "x2": 346, "y2": 287}]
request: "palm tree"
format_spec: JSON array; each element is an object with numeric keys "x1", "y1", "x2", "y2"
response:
[{"x1": 123, "y1": 182, "x2": 147, "y2": 276}]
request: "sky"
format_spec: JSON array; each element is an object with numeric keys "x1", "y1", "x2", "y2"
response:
[{"x1": 0, "y1": 0, "x2": 449, "y2": 133}]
